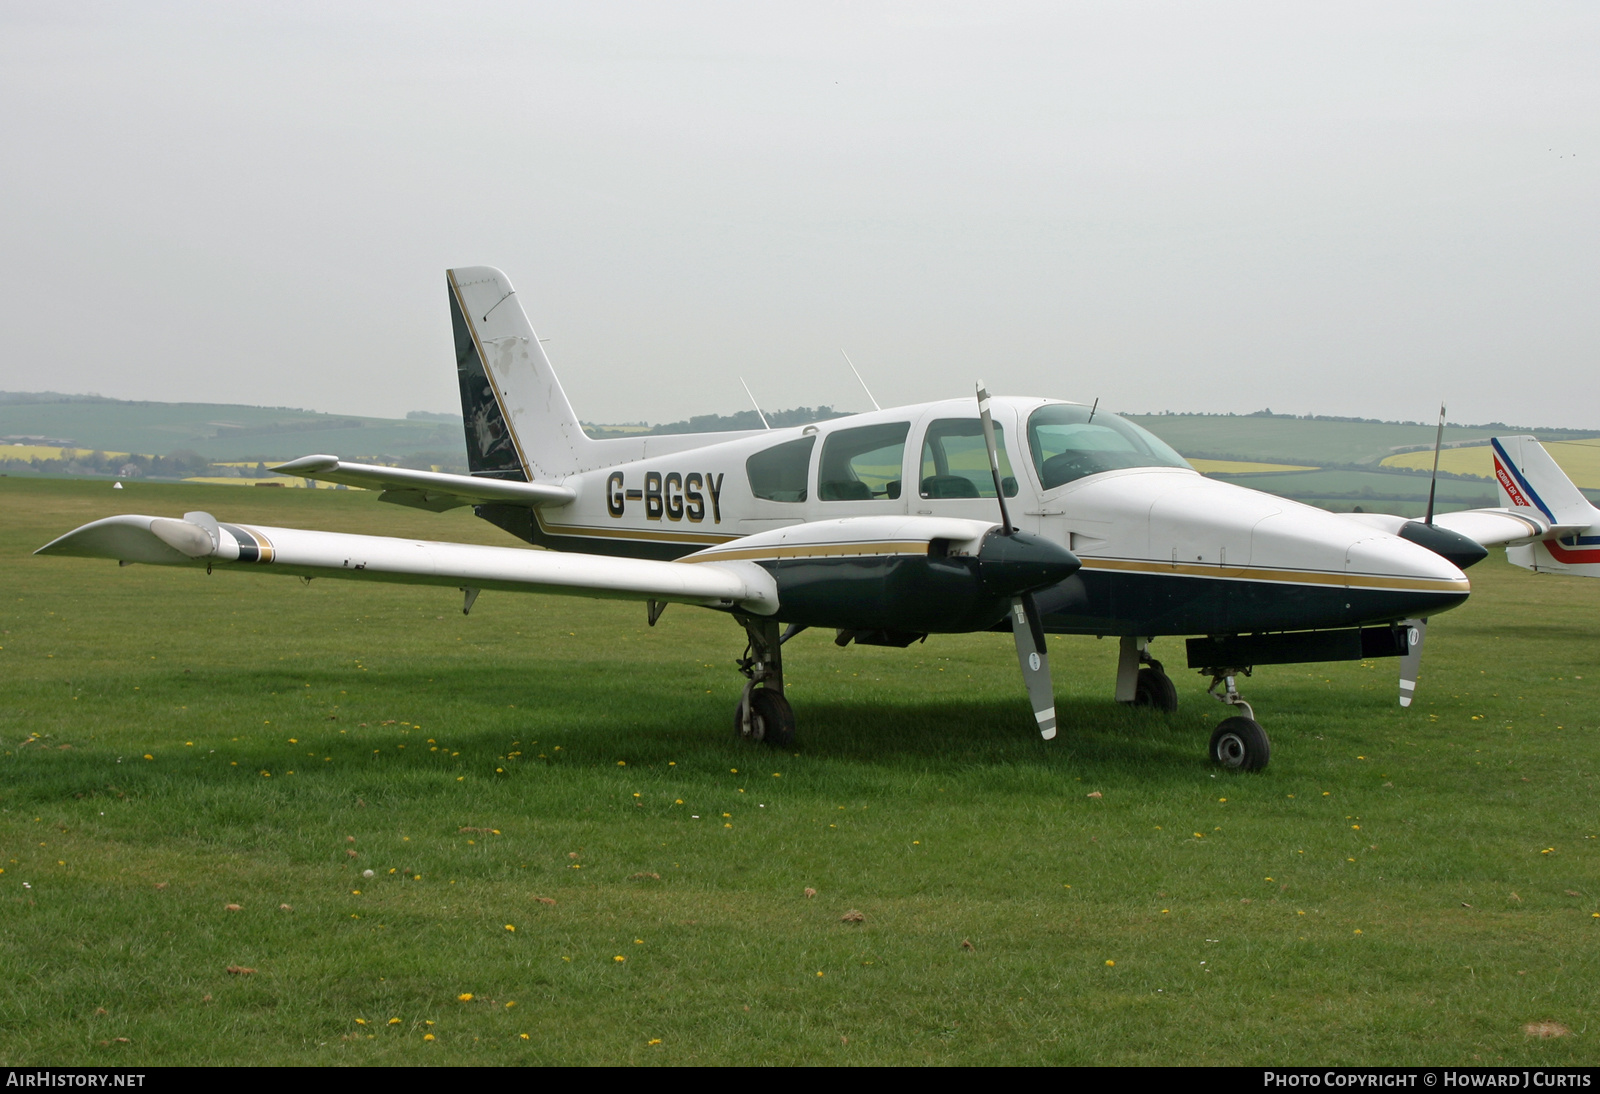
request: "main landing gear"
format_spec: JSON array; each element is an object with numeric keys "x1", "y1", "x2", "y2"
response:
[
  {"x1": 1115, "y1": 636, "x2": 1179, "y2": 712},
  {"x1": 732, "y1": 614, "x2": 795, "y2": 749},
  {"x1": 1202, "y1": 667, "x2": 1270, "y2": 772}
]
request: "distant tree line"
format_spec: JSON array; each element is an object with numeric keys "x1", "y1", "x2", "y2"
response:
[{"x1": 0, "y1": 449, "x2": 243, "y2": 479}]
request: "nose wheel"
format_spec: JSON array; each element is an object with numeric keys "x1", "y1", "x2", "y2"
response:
[
  {"x1": 1209, "y1": 716, "x2": 1270, "y2": 771},
  {"x1": 1202, "y1": 667, "x2": 1270, "y2": 771}
]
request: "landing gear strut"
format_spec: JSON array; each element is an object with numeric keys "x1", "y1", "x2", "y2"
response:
[
  {"x1": 1116, "y1": 636, "x2": 1178, "y2": 712},
  {"x1": 733, "y1": 614, "x2": 794, "y2": 748},
  {"x1": 1202, "y1": 667, "x2": 1270, "y2": 771}
]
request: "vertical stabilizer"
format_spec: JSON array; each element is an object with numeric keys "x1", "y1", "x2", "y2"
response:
[
  {"x1": 1492, "y1": 435, "x2": 1600, "y2": 577},
  {"x1": 1490, "y1": 436, "x2": 1595, "y2": 526},
  {"x1": 447, "y1": 267, "x2": 599, "y2": 482}
]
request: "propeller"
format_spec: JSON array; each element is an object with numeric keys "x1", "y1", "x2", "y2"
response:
[
  {"x1": 1400, "y1": 405, "x2": 1445, "y2": 706},
  {"x1": 978, "y1": 381, "x2": 1064, "y2": 740}
]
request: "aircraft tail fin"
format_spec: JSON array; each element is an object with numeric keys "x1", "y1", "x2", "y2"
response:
[
  {"x1": 1491, "y1": 435, "x2": 1600, "y2": 577},
  {"x1": 1490, "y1": 436, "x2": 1596, "y2": 526},
  {"x1": 447, "y1": 267, "x2": 598, "y2": 482}
]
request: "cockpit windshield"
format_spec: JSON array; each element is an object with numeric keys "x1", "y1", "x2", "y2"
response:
[{"x1": 1026, "y1": 404, "x2": 1191, "y2": 489}]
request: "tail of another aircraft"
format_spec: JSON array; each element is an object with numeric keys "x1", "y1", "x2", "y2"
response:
[
  {"x1": 447, "y1": 266, "x2": 599, "y2": 483},
  {"x1": 1491, "y1": 435, "x2": 1600, "y2": 577}
]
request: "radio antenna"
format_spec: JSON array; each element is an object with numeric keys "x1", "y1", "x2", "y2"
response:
[
  {"x1": 739, "y1": 377, "x2": 771, "y2": 430},
  {"x1": 840, "y1": 350, "x2": 881, "y2": 411}
]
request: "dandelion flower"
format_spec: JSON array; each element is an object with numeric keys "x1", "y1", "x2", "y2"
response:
[
  {"x1": 1105, "y1": 960, "x2": 1115, "y2": 966},
  {"x1": 614, "y1": 955, "x2": 625, "y2": 963},
  {"x1": 505, "y1": 924, "x2": 515, "y2": 932},
  {"x1": 648, "y1": 1038, "x2": 662, "y2": 1045},
  {"x1": 423, "y1": 1033, "x2": 435, "y2": 1041},
  {"x1": 355, "y1": 1019, "x2": 367, "y2": 1025},
  {"x1": 458, "y1": 993, "x2": 473, "y2": 1002},
  {"x1": 520, "y1": 1033, "x2": 530, "y2": 1040},
  {"x1": 388, "y1": 1018, "x2": 401, "y2": 1025}
]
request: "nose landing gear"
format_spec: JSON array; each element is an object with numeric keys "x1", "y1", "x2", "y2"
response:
[{"x1": 1202, "y1": 667, "x2": 1270, "y2": 771}]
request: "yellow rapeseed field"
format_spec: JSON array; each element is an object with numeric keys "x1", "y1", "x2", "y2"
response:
[
  {"x1": 1, "y1": 445, "x2": 131, "y2": 461},
  {"x1": 1380, "y1": 441, "x2": 1600, "y2": 488}
]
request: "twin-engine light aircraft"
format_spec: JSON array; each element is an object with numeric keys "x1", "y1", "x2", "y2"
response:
[{"x1": 37, "y1": 267, "x2": 1591, "y2": 771}]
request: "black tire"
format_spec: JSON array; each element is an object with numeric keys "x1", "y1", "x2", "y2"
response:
[
  {"x1": 1209, "y1": 716, "x2": 1270, "y2": 771},
  {"x1": 1133, "y1": 666, "x2": 1179, "y2": 712},
  {"x1": 734, "y1": 688, "x2": 796, "y2": 749}
]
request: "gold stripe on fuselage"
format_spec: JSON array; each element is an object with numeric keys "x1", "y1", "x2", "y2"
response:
[
  {"x1": 1078, "y1": 556, "x2": 1469, "y2": 594},
  {"x1": 683, "y1": 540, "x2": 931, "y2": 564},
  {"x1": 533, "y1": 511, "x2": 741, "y2": 546}
]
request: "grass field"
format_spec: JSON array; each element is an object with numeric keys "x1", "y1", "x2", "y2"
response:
[{"x1": 3, "y1": 478, "x2": 1600, "y2": 1065}]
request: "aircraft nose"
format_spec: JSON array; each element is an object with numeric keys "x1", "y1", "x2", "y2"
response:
[{"x1": 1344, "y1": 534, "x2": 1470, "y2": 619}]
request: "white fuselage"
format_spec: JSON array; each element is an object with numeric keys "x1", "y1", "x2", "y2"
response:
[{"x1": 509, "y1": 396, "x2": 1469, "y2": 636}]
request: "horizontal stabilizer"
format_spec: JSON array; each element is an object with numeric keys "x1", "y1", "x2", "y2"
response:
[
  {"x1": 37, "y1": 513, "x2": 775, "y2": 614},
  {"x1": 271, "y1": 456, "x2": 575, "y2": 511}
]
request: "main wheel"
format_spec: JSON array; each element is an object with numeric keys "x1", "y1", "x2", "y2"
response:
[
  {"x1": 734, "y1": 688, "x2": 796, "y2": 749},
  {"x1": 1209, "y1": 716, "x2": 1270, "y2": 771},
  {"x1": 1133, "y1": 665, "x2": 1179, "y2": 712}
]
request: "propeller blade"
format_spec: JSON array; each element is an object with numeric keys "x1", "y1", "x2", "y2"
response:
[
  {"x1": 1010, "y1": 594, "x2": 1057, "y2": 739},
  {"x1": 1398, "y1": 618, "x2": 1426, "y2": 707},
  {"x1": 975, "y1": 381, "x2": 1014, "y2": 534},
  {"x1": 1424, "y1": 404, "x2": 1445, "y2": 525}
]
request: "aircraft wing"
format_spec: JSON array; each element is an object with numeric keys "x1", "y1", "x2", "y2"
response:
[
  {"x1": 270, "y1": 455, "x2": 575, "y2": 513},
  {"x1": 35, "y1": 512, "x2": 775, "y2": 614},
  {"x1": 1342, "y1": 506, "x2": 1575, "y2": 548}
]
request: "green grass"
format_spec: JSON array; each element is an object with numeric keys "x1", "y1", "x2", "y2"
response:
[{"x1": 3, "y1": 478, "x2": 1599, "y2": 1065}]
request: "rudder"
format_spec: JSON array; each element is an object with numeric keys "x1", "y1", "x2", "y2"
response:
[{"x1": 447, "y1": 267, "x2": 599, "y2": 482}]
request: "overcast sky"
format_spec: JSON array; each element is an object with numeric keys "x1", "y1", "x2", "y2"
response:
[{"x1": 1, "y1": 2, "x2": 1595, "y2": 428}]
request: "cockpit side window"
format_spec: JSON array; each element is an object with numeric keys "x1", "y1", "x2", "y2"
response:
[
  {"x1": 919, "y1": 418, "x2": 1018, "y2": 498},
  {"x1": 746, "y1": 435, "x2": 815, "y2": 502},
  {"x1": 817, "y1": 422, "x2": 909, "y2": 501},
  {"x1": 1027, "y1": 404, "x2": 1190, "y2": 490}
]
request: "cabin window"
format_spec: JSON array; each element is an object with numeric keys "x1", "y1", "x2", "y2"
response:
[
  {"x1": 817, "y1": 422, "x2": 909, "y2": 501},
  {"x1": 746, "y1": 435, "x2": 815, "y2": 502},
  {"x1": 1026, "y1": 404, "x2": 1190, "y2": 489},
  {"x1": 919, "y1": 418, "x2": 1019, "y2": 499}
]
